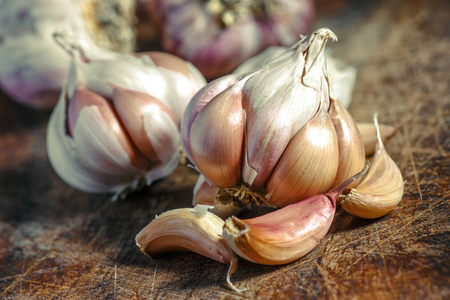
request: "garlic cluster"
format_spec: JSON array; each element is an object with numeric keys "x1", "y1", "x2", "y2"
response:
[
  {"x1": 47, "y1": 36, "x2": 206, "y2": 199},
  {"x1": 0, "y1": 0, "x2": 136, "y2": 109},
  {"x1": 182, "y1": 28, "x2": 366, "y2": 208},
  {"x1": 136, "y1": 28, "x2": 404, "y2": 292},
  {"x1": 144, "y1": 0, "x2": 315, "y2": 79}
]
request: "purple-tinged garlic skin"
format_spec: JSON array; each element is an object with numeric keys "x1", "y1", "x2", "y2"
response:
[
  {"x1": 145, "y1": 0, "x2": 315, "y2": 80},
  {"x1": 47, "y1": 43, "x2": 206, "y2": 199},
  {"x1": 182, "y1": 28, "x2": 366, "y2": 207}
]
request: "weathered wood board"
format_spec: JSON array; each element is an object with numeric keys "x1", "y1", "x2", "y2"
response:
[{"x1": 0, "y1": 0, "x2": 449, "y2": 298}]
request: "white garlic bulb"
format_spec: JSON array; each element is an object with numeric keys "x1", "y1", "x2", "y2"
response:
[{"x1": 47, "y1": 38, "x2": 206, "y2": 199}]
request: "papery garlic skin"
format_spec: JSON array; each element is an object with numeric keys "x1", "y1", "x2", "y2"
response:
[
  {"x1": 145, "y1": 0, "x2": 315, "y2": 79},
  {"x1": 182, "y1": 28, "x2": 366, "y2": 208},
  {"x1": 47, "y1": 41, "x2": 206, "y2": 198},
  {"x1": 0, "y1": 0, "x2": 136, "y2": 109},
  {"x1": 233, "y1": 46, "x2": 357, "y2": 108}
]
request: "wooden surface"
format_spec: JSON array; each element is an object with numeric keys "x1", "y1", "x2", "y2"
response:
[{"x1": 0, "y1": 0, "x2": 449, "y2": 299}]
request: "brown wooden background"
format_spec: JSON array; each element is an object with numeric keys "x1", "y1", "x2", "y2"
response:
[{"x1": 0, "y1": 0, "x2": 449, "y2": 299}]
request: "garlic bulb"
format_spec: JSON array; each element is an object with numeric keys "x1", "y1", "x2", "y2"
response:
[
  {"x1": 47, "y1": 37, "x2": 206, "y2": 199},
  {"x1": 233, "y1": 46, "x2": 357, "y2": 108},
  {"x1": 182, "y1": 28, "x2": 366, "y2": 208},
  {"x1": 0, "y1": 0, "x2": 136, "y2": 109},
  {"x1": 144, "y1": 0, "x2": 315, "y2": 79}
]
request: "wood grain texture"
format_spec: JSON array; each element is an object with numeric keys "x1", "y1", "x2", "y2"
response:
[{"x1": 0, "y1": 0, "x2": 449, "y2": 299}]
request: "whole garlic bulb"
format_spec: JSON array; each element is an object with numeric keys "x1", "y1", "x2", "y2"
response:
[
  {"x1": 47, "y1": 38, "x2": 206, "y2": 199},
  {"x1": 182, "y1": 28, "x2": 366, "y2": 208},
  {"x1": 0, "y1": 0, "x2": 136, "y2": 109},
  {"x1": 145, "y1": 0, "x2": 315, "y2": 80}
]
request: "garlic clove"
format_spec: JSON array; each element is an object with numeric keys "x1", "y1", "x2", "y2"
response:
[
  {"x1": 112, "y1": 85, "x2": 179, "y2": 165},
  {"x1": 181, "y1": 74, "x2": 241, "y2": 163},
  {"x1": 241, "y1": 63, "x2": 320, "y2": 187},
  {"x1": 266, "y1": 100, "x2": 339, "y2": 207},
  {"x1": 223, "y1": 164, "x2": 369, "y2": 265},
  {"x1": 47, "y1": 88, "x2": 142, "y2": 194},
  {"x1": 357, "y1": 122, "x2": 398, "y2": 156},
  {"x1": 68, "y1": 86, "x2": 150, "y2": 173},
  {"x1": 188, "y1": 80, "x2": 246, "y2": 188},
  {"x1": 329, "y1": 98, "x2": 365, "y2": 188},
  {"x1": 340, "y1": 115, "x2": 404, "y2": 218},
  {"x1": 193, "y1": 174, "x2": 219, "y2": 206},
  {"x1": 136, "y1": 205, "x2": 245, "y2": 294}
]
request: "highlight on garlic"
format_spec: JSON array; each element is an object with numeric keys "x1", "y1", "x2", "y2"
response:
[
  {"x1": 233, "y1": 46, "x2": 357, "y2": 108},
  {"x1": 143, "y1": 0, "x2": 315, "y2": 80},
  {"x1": 339, "y1": 114, "x2": 404, "y2": 218},
  {"x1": 0, "y1": 0, "x2": 136, "y2": 109},
  {"x1": 136, "y1": 205, "x2": 245, "y2": 294},
  {"x1": 47, "y1": 35, "x2": 206, "y2": 199},
  {"x1": 182, "y1": 28, "x2": 366, "y2": 208}
]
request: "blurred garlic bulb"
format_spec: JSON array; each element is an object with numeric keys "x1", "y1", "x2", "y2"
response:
[
  {"x1": 233, "y1": 46, "x2": 357, "y2": 108},
  {"x1": 182, "y1": 28, "x2": 366, "y2": 208},
  {"x1": 47, "y1": 36, "x2": 206, "y2": 199},
  {"x1": 144, "y1": 0, "x2": 315, "y2": 80},
  {"x1": 0, "y1": 0, "x2": 136, "y2": 109}
]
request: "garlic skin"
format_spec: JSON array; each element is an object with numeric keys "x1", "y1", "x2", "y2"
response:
[
  {"x1": 182, "y1": 28, "x2": 366, "y2": 208},
  {"x1": 47, "y1": 40, "x2": 206, "y2": 198},
  {"x1": 233, "y1": 46, "x2": 357, "y2": 108},
  {"x1": 340, "y1": 115, "x2": 404, "y2": 218},
  {"x1": 145, "y1": 0, "x2": 315, "y2": 79},
  {"x1": 0, "y1": 0, "x2": 136, "y2": 109},
  {"x1": 136, "y1": 205, "x2": 245, "y2": 294}
]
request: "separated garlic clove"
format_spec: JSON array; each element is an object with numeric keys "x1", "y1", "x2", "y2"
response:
[
  {"x1": 136, "y1": 205, "x2": 245, "y2": 294},
  {"x1": 357, "y1": 122, "x2": 398, "y2": 156},
  {"x1": 329, "y1": 98, "x2": 366, "y2": 188},
  {"x1": 339, "y1": 115, "x2": 404, "y2": 218},
  {"x1": 266, "y1": 99, "x2": 339, "y2": 207},
  {"x1": 223, "y1": 164, "x2": 369, "y2": 265}
]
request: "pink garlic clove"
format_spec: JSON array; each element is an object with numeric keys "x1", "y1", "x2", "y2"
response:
[{"x1": 112, "y1": 85, "x2": 179, "y2": 165}]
